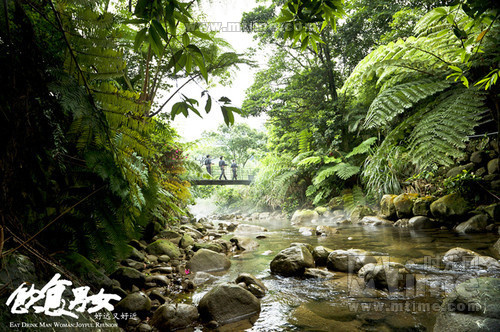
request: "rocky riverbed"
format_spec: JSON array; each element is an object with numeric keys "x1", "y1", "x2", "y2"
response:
[{"x1": 2, "y1": 205, "x2": 499, "y2": 331}]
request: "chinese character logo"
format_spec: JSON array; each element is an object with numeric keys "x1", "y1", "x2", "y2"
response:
[{"x1": 6, "y1": 273, "x2": 121, "y2": 318}]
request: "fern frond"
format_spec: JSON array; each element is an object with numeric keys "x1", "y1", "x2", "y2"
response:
[
  {"x1": 364, "y1": 79, "x2": 451, "y2": 129},
  {"x1": 334, "y1": 163, "x2": 361, "y2": 180},
  {"x1": 409, "y1": 87, "x2": 485, "y2": 168},
  {"x1": 298, "y1": 129, "x2": 311, "y2": 154},
  {"x1": 345, "y1": 137, "x2": 377, "y2": 159},
  {"x1": 297, "y1": 156, "x2": 322, "y2": 167}
]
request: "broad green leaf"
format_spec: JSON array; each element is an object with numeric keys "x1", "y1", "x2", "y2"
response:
[
  {"x1": 152, "y1": 20, "x2": 167, "y2": 41},
  {"x1": 134, "y1": 27, "x2": 147, "y2": 51},
  {"x1": 148, "y1": 26, "x2": 163, "y2": 56},
  {"x1": 221, "y1": 106, "x2": 235, "y2": 125},
  {"x1": 182, "y1": 33, "x2": 190, "y2": 46}
]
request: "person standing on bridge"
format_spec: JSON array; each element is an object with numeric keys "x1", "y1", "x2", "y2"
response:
[
  {"x1": 204, "y1": 155, "x2": 213, "y2": 175},
  {"x1": 231, "y1": 159, "x2": 238, "y2": 180},
  {"x1": 219, "y1": 156, "x2": 227, "y2": 180}
]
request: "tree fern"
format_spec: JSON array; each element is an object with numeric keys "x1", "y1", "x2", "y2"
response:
[
  {"x1": 408, "y1": 88, "x2": 486, "y2": 168},
  {"x1": 364, "y1": 79, "x2": 451, "y2": 129}
]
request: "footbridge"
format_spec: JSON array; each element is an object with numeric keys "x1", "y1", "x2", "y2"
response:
[{"x1": 189, "y1": 167, "x2": 255, "y2": 185}]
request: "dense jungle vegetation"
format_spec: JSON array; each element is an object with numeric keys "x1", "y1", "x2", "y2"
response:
[{"x1": 1, "y1": 0, "x2": 499, "y2": 273}]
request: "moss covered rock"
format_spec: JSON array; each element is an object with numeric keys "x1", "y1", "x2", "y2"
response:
[
  {"x1": 393, "y1": 193, "x2": 418, "y2": 218},
  {"x1": 379, "y1": 194, "x2": 397, "y2": 219},
  {"x1": 291, "y1": 209, "x2": 319, "y2": 223},
  {"x1": 350, "y1": 205, "x2": 375, "y2": 223},
  {"x1": 314, "y1": 206, "x2": 328, "y2": 215},
  {"x1": 430, "y1": 193, "x2": 470, "y2": 221},
  {"x1": 146, "y1": 239, "x2": 181, "y2": 259},
  {"x1": 412, "y1": 196, "x2": 435, "y2": 216},
  {"x1": 179, "y1": 233, "x2": 194, "y2": 249}
]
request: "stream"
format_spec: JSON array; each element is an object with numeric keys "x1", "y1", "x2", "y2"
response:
[{"x1": 188, "y1": 214, "x2": 499, "y2": 331}]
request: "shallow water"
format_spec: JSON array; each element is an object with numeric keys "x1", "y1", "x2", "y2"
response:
[{"x1": 191, "y1": 217, "x2": 499, "y2": 331}]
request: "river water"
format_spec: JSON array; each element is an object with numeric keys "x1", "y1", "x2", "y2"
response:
[{"x1": 190, "y1": 216, "x2": 499, "y2": 331}]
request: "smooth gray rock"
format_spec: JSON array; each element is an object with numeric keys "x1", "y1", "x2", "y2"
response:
[
  {"x1": 408, "y1": 216, "x2": 434, "y2": 229},
  {"x1": 358, "y1": 262, "x2": 414, "y2": 291},
  {"x1": 198, "y1": 283, "x2": 261, "y2": 325},
  {"x1": 110, "y1": 267, "x2": 146, "y2": 290},
  {"x1": 456, "y1": 214, "x2": 489, "y2": 233},
  {"x1": 186, "y1": 249, "x2": 231, "y2": 273},
  {"x1": 270, "y1": 246, "x2": 315, "y2": 277},
  {"x1": 150, "y1": 303, "x2": 199, "y2": 331},
  {"x1": 326, "y1": 249, "x2": 377, "y2": 273},
  {"x1": 115, "y1": 292, "x2": 151, "y2": 314}
]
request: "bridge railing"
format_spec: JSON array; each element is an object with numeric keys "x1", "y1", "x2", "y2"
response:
[{"x1": 203, "y1": 166, "x2": 256, "y2": 181}]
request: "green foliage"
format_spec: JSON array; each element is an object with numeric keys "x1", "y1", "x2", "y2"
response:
[
  {"x1": 341, "y1": 186, "x2": 367, "y2": 214},
  {"x1": 342, "y1": 5, "x2": 498, "y2": 198},
  {"x1": 442, "y1": 169, "x2": 481, "y2": 201}
]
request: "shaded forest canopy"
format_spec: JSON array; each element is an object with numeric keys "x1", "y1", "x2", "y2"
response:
[{"x1": 0, "y1": 0, "x2": 499, "y2": 274}]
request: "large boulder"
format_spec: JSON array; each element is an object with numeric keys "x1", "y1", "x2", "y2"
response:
[
  {"x1": 379, "y1": 194, "x2": 397, "y2": 219},
  {"x1": 326, "y1": 249, "x2": 377, "y2": 273},
  {"x1": 291, "y1": 210, "x2": 319, "y2": 224},
  {"x1": 393, "y1": 193, "x2": 418, "y2": 218},
  {"x1": 115, "y1": 292, "x2": 151, "y2": 317},
  {"x1": 350, "y1": 205, "x2": 375, "y2": 223},
  {"x1": 412, "y1": 196, "x2": 435, "y2": 216},
  {"x1": 146, "y1": 239, "x2": 181, "y2": 259},
  {"x1": 312, "y1": 246, "x2": 334, "y2": 266},
  {"x1": 109, "y1": 267, "x2": 146, "y2": 290},
  {"x1": 150, "y1": 303, "x2": 199, "y2": 331},
  {"x1": 198, "y1": 283, "x2": 261, "y2": 325},
  {"x1": 430, "y1": 193, "x2": 470, "y2": 221},
  {"x1": 186, "y1": 249, "x2": 231, "y2": 273},
  {"x1": 433, "y1": 278, "x2": 500, "y2": 332},
  {"x1": 455, "y1": 214, "x2": 489, "y2": 233},
  {"x1": 408, "y1": 216, "x2": 435, "y2": 229},
  {"x1": 358, "y1": 262, "x2": 414, "y2": 291},
  {"x1": 270, "y1": 246, "x2": 315, "y2": 277}
]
